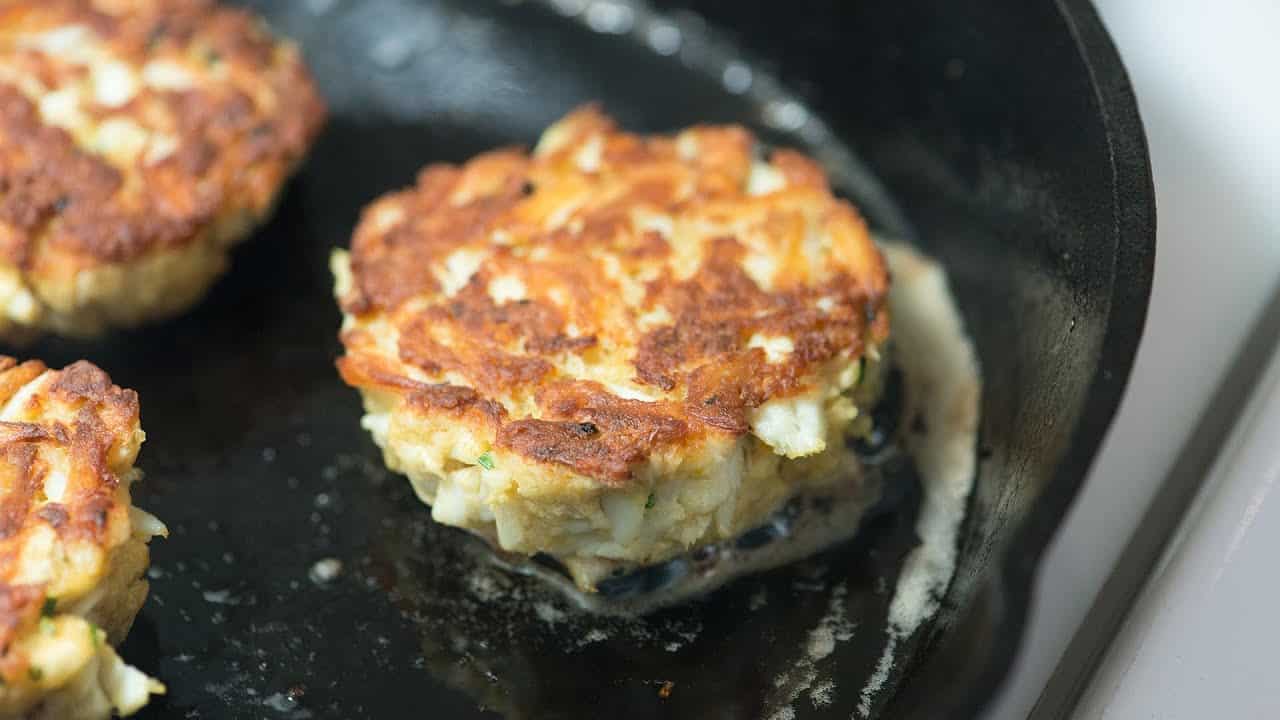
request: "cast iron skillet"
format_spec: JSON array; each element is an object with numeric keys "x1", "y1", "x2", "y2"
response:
[{"x1": 22, "y1": 0, "x2": 1154, "y2": 717}]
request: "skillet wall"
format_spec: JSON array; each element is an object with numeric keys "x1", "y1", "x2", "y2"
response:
[{"x1": 653, "y1": 0, "x2": 1154, "y2": 713}]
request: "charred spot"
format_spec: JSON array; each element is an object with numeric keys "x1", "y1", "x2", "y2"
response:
[
  {"x1": 34, "y1": 504, "x2": 67, "y2": 529},
  {"x1": 703, "y1": 395, "x2": 718, "y2": 406},
  {"x1": 49, "y1": 361, "x2": 114, "y2": 401},
  {"x1": 497, "y1": 381, "x2": 690, "y2": 480},
  {"x1": 52, "y1": 196, "x2": 69, "y2": 213},
  {"x1": 527, "y1": 333, "x2": 598, "y2": 354},
  {"x1": 520, "y1": 180, "x2": 536, "y2": 196}
]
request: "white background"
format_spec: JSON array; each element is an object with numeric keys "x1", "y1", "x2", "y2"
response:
[{"x1": 986, "y1": 0, "x2": 1280, "y2": 717}]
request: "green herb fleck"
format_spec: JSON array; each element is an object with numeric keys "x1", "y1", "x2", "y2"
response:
[
  {"x1": 38, "y1": 618, "x2": 54, "y2": 636},
  {"x1": 145, "y1": 22, "x2": 167, "y2": 50},
  {"x1": 28, "y1": 666, "x2": 43, "y2": 682},
  {"x1": 89, "y1": 625, "x2": 101, "y2": 649},
  {"x1": 40, "y1": 597, "x2": 56, "y2": 618},
  {"x1": 476, "y1": 452, "x2": 495, "y2": 470},
  {"x1": 204, "y1": 48, "x2": 222, "y2": 65},
  {"x1": 645, "y1": 493, "x2": 656, "y2": 509}
]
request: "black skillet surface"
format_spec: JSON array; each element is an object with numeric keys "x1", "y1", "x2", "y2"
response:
[{"x1": 21, "y1": 1, "x2": 1153, "y2": 717}]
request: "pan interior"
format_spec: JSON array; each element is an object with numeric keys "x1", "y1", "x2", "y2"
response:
[{"x1": 9, "y1": 1, "x2": 1149, "y2": 718}]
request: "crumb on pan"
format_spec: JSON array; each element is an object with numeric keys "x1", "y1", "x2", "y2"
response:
[
  {"x1": 0, "y1": 0, "x2": 327, "y2": 338},
  {"x1": 0, "y1": 357, "x2": 165, "y2": 719},
  {"x1": 334, "y1": 106, "x2": 890, "y2": 589}
]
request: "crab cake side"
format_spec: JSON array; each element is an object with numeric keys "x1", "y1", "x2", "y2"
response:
[
  {"x1": 334, "y1": 107, "x2": 890, "y2": 590},
  {"x1": 0, "y1": 0, "x2": 326, "y2": 339},
  {"x1": 0, "y1": 357, "x2": 166, "y2": 719}
]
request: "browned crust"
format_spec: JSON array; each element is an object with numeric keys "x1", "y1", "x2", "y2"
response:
[
  {"x1": 496, "y1": 381, "x2": 690, "y2": 483},
  {"x1": 0, "y1": 0, "x2": 326, "y2": 273},
  {"x1": 338, "y1": 107, "x2": 890, "y2": 482},
  {"x1": 0, "y1": 357, "x2": 140, "y2": 682}
]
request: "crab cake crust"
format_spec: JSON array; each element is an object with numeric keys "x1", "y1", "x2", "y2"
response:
[
  {"x1": 334, "y1": 107, "x2": 890, "y2": 589},
  {"x1": 0, "y1": 357, "x2": 165, "y2": 719},
  {"x1": 0, "y1": 0, "x2": 326, "y2": 339}
]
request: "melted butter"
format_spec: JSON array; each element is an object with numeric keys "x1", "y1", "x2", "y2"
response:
[{"x1": 857, "y1": 241, "x2": 981, "y2": 716}]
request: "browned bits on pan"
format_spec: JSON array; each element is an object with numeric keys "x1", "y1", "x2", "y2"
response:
[{"x1": 336, "y1": 106, "x2": 891, "y2": 482}]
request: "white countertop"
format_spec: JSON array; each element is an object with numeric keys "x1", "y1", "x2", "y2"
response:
[
  {"x1": 1073, "y1": 301, "x2": 1280, "y2": 717},
  {"x1": 986, "y1": 0, "x2": 1280, "y2": 717}
]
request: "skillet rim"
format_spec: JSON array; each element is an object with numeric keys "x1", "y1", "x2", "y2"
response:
[{"x1": 950, "y1": 0, "x2": 1157, "y2": 715}]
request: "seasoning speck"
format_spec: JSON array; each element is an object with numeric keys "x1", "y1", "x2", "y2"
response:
[
  {"x1": 201, "y1": 589, "x2": 238, "y2": 605},
  {"x1": 658, "y1": 680, "x2": 674, "y2": 699},
  {"x1": 309, "y1": 558, "x2": 343, "y2": 584},
  {"x1": 476, "y1": 452, "x2": 495, "y2": 470}
]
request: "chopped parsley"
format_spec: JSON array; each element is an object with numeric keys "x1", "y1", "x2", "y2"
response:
[
  {"x1": 145, "y1": 22, "x2": 167, "y2": 50},
  {"x1": 28, "y1": 666, "x2": 43, "y2": 682},
  {"x1": 476, "y1": 452, "x2": 495, "y2": 470},
  {"x1": 645, "y1": 493, "x2": 656, "y2": 509},
  {"x1": 89, "y1": 625, "x2": 101, "y2": 649},
  {"x1": 40, "y1": 597, "x2": 56, "y2": 618}
]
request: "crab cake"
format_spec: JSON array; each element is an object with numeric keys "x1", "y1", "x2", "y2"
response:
[
  {"x1": 0, "y1": 0, "x2": 326, "y2": 340},
  {"x1": 0, "y1": 357, "x2": 165, "y2": 719},
  {"x1": 333, "y1": 107, "x2": 890, "y2": 591}
]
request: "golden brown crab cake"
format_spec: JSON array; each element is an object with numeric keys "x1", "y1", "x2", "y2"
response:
[
  {"x1": 0, "y1": 0, "x2": 326, "y2": 340},
  {"x1": 0, "y1": 357, "x2": 165, "y2": 719},
  {"x1": 333, "y1": 107, "x2": 890, "y2": 590}
]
